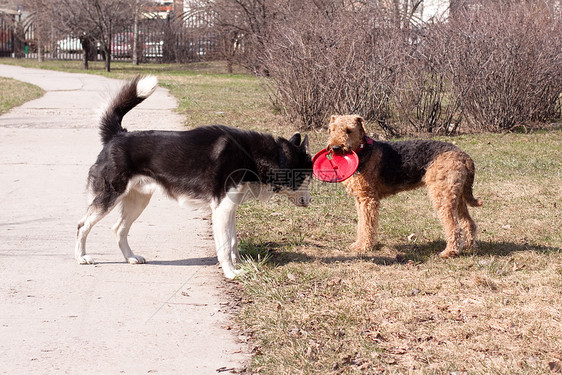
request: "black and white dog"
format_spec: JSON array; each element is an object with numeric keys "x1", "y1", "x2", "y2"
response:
[{"x1": 75, "y1": 76, "x2": 312, "y2": 278}]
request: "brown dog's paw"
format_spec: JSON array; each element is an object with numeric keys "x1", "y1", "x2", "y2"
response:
[
  {"x1": 439, "y1": 249, "x2": 460, "y2": 259},
  {"x1": 349, "y1": 241, "x2": 374, "y2": 253}
]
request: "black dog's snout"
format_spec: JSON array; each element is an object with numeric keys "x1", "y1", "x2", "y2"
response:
[{"x1": 331, "y1": 145, "x2": 342, "y2": 152}]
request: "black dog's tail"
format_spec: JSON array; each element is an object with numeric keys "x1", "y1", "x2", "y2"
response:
[{"x1": 99, "y1": 75, "x2": 158, "y2": 145}]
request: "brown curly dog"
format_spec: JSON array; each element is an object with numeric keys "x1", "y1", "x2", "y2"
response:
[{"x1": 326, "y1": 115, "x2": 483, "y2": 258}]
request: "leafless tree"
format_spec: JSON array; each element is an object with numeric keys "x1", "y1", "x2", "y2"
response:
[
  {"x1": 65, "y1": 0, "x2": 135, "y2": 72},
  {"x1": 24, "y1": 1, "x2": 51, "y2": 62},
  {"x1": 200, "y1": 0, "x2": 243, "y2": 73},
  {"x1": 27, "y1": 0, "x2": 137, "y2": 71},
  {"x1": 202, "y1": 0, "x2": 281, "y2": 73}
]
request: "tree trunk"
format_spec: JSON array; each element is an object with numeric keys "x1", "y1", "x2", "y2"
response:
[
  {"x1": 80, "y1": 36, "x2": 90, "y2": 70},
  {"x1": 83, "y1": 48, "x2": 89, "y2": 70},
  {"x1": 37, "y1": 39, "x2": 44, "y2": 62},
  {"x1": 105, "y1": 23, "x2": 112, "y2": 72},
  {"x1": 104, "y1": 47, "x2": 111, "y2": 72},
  {"x1": 14, "y1": 24, "x2": 25, "y2": 58},
  {"x1": 132, "y1": 0, "x2": 140, "y2": 65}
]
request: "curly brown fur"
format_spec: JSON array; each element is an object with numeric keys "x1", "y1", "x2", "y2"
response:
[{"x1": 326, "y1": 115, "x2": 483, "y2": 257}]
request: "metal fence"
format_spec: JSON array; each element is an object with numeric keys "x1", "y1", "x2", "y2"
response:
[
  {"x1": 0, "y1": 14, "x2": 15, "y2": 57},
  {"x1": 0, "y1": 14, "x2": 217, "y2": 63}
]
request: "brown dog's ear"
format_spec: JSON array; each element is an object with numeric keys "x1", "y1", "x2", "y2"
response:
[{"x1": 354, "y1": 115, "x2": 366, "y2": 134}]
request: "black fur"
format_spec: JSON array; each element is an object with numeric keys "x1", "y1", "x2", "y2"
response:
[
  {"x1": 88, "y1": 79, "x2": 311, "y2": 211},
  {"x1": 76, "y1": 76, "x2": 312, "y2": 276},
  {"x1": 89, "y1": 126, "x2": 311, "y2": 205},
  {"x1": 98, "y1": 77, "x2": 145, "y2": 144},
  {"x1": 360, "y1": 139, "x2": 459, "y2": 189}
]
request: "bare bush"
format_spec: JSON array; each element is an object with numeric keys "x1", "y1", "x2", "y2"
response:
[
  {"x1": 393, "y1": 69, "x2": 464, "y2": 135},
  {"x1": 257, "y1": 2, "x2": 465, "y2": 134},
  {"x1": 253, "y1": 0, "x2": 561, "y2": 134},
  {"x1": 392, "y1": 24, "x2": 466, "y2": 135},
  {"x1": 442, "y1": 1, "x2": 562, "y2": 131},
  {"x1": 260, "y1": 5, "x2": 409, "y2": 132},
  {"x1": 260, "y1": 22, "x2": 333, "y2": 130}
]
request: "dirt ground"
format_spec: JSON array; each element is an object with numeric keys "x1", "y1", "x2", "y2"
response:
[{"x1": 0, "y1": 65, "x2": 248, "y2": 374}]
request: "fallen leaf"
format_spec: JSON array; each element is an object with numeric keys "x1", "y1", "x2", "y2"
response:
[
  {"x1": 513, "y1": 263, "x2": 526, "y2": 272},
  {"x1": 216, "y1": 367, "x2": 235, "y2": 373},
  {"x1": 550, "y1": 361, "x2": 562, "y2": 373}
]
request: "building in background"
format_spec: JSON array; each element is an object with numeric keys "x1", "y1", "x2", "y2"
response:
[
  {"x1": 417, "y1": 0, "x2": 450, "y2": 23},
  {"x1": 0, "y1": 1, "x2": 27, "y2": 57}
]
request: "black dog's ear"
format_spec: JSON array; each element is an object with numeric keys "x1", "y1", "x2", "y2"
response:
[
  {"x1": 288, "y1": 132, "x2": 301, "y2": 146},
  {"x1": 301, "y1": 134, "x2": 310, "y2": 156}
]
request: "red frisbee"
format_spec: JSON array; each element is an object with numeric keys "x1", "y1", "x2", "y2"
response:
[{"x1": 312, "y1": 149, "x2": 359, "y2": 183}]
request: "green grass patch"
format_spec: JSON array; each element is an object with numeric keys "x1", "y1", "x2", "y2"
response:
[{"x1": 0, "y1": 77, "x2": 44, "y2": 115}]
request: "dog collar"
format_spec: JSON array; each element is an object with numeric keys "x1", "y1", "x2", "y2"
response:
[{"x1": 355, "y1": 135, "x2": 374, "y2": 154}]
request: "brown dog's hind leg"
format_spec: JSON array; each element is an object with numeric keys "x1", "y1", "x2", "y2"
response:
[
  {"x1": 434, "y1": 196, "x2": 462, "y2": 258},
  {"x1": 425, "y1": 152, "x2": 466, "y2": 258},
  {"x1": 458, "y1": 200, "x2": 478, "y2": 249}
]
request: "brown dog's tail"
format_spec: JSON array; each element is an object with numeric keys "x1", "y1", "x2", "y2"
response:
[{"x1": 464, "y1": 156, "x2": 483, "y2": 207}]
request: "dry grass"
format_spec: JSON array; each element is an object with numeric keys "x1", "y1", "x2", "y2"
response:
[
  {"x1": 238, "y1": 254, "x2": 562, "y2": 374},
  {"x1": 236, "y1": 129, "x2": 562, "y2": 374},
  {"x1": 0, "y1": 77, "x2": 44, "y2": 115},
  {"x1": 2, "y1": 59, "x2": 561, "y2": 373}
]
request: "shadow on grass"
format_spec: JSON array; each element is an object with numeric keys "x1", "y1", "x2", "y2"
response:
[
  {"x1": 399, "y1": 240, "x2": 560, "y2": 262},
  {"x1": 471, "y1": 241, "x2": 561, "y2": 256},
  {"x1": 91, "y1": 240, "x2": 560, "y2": 269},
  {"x1": 241, "y1": 240, "x2": 402, "y2": 267},
  {"x1": 240, "y1": 239, "x2": 561, "y2": 268}
]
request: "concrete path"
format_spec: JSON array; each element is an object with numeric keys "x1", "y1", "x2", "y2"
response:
[{"x1": 0, "y1": 65, "x2": 248, "y2": 374}]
